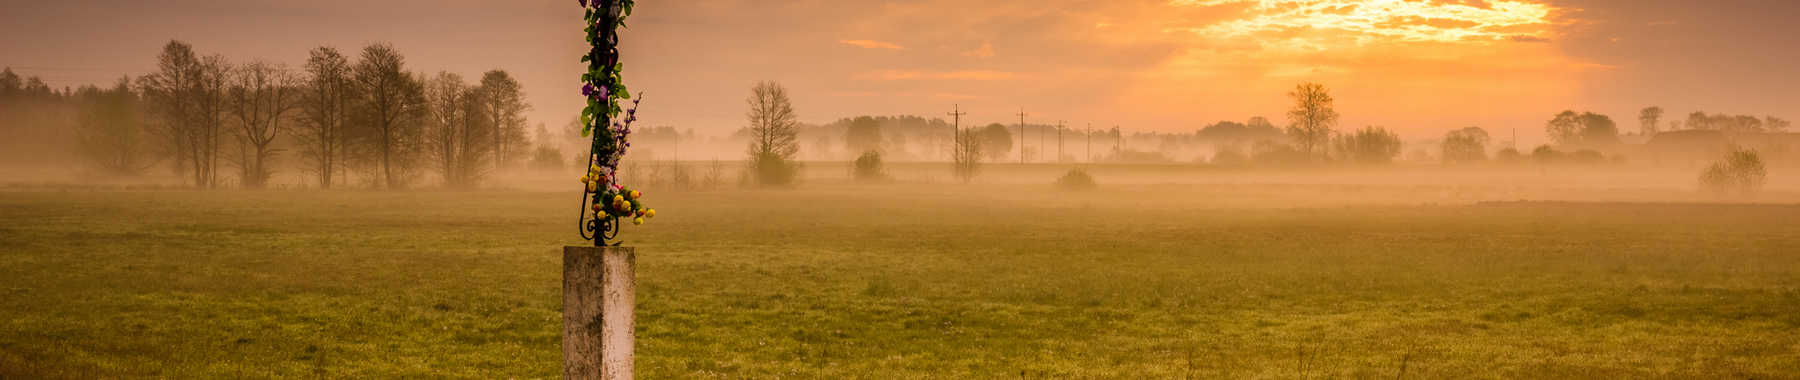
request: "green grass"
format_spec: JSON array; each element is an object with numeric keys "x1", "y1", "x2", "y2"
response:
[{"x1": 2, "y1": 182, "x2": 1798, "y2": 379}]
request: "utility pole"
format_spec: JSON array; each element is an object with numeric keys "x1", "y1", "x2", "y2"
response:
[
  {"x1": 1057, "y1": 120, "x2": 1066, "y2": 163},
  {"x1": 1017, "y1": 108, "x2": 1029, "y2": 164},
  {"x1": 1115, "y1": 126, "x2": 1122, "y2": 162},
  {"x1": 948, "y1": 104, "x2": 966, "y2": 162},
  {"x1": 1085, "y1": 123, "x2": 1091, "y2": 164}
]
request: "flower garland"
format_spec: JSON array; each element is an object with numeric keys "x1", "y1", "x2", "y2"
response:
[{"x1": 578, "y1": 0, "x2": 653, "y2": 244}]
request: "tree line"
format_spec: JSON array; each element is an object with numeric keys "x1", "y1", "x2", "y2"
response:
[{"x1": 0, "y1": 40, "x2": 532, "y2": 189}]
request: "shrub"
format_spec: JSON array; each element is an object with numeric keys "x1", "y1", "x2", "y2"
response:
[
  {"x1": 1494, "y1": 147, "x2": 1526, "y2": 164},
  {"x1": 1567, "y1": 149, "x2": 1606, "y2": 164},
  {"x1": 1251, "y1": 140, "x2": 1309, "y2": 164},
  {"x1": 1210, "y1": 144, "x2": 1249, "y2": 165},
  {"x1": 1441, "y1": 127, "x2": 1490, "y2": 163},
  {"x1": 852, "y1": 150, "x2": 886, "y2": 180},
  {"x1": 1334, "y1": 126, "x2": 1403, "y2": 163},
  {"x1": 742, "y1": 152, "x2": 800, "y2": 188},
  {"x1": 1055, "y1": 168, "x2": 1098, "y2": 191},
  {"x1": 1698, "y1": 150, "x2": 1767, "y2": 195},
  {"x1": 529, "y1": 145, "x2": 564, "y2": 171}
]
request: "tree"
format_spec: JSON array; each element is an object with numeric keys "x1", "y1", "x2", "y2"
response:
[
  {"x1": 1698, "y1": 149, "x2": 1766, "y2": 195},
  {"x1": 1440, "y1": 127, "x2": 1490, "y2": 164},
  {"x1": 1285, "y1": 82, "x2": 1339, "y2": 161},
  {"x1": 1578, "y1": 112, "x2": 1618, "y2": 143},
  {"x1": 1333, "y1": 126, "x2": 1401, "y2": 163},
  {"x1": 744, "y1": 80, "x2": 800, "y2": 187},
  {"x1": 1768, "y1": 116, "x2": 1791, "y2": 132},
  {"x1": 845, "y1": 115, "x2": 883, "y2": 155},
  {"x1": 138, "y1": 41, "x2": 232, "y2": 188},
  {"x1": 1638, "y1": 106, "x2": 1664, "y2": 135},
  {"x1": 422, "y1": 72, "x2": 492, "y2": 188},
  {"x1": 226, "y1": 60, "x2": 302, "y2": 189},
  {"x1": 977, "y1": 123, "x2": 1013, "y2": 162},
  {"x1": 476, "y1": 70, "x2": 530, "y2": 171},
  {"x1": 852, "y1": 150, "x2": 885, "y2": 180},
  {"x1": 351, "y1": 42, "x2": 426, "y2": 190},
  {"x1": 73, "y1": 77, "x2": 158, "y2": 175},
  {"x1": 1546, "y1": 110, "x2": 1619, "y2": 149},
  {"x1": 1545, "y1": 110, "x2": 1582, "y2": 146},
  {"x1": 297, "y1": 46, "x2": 355, "y2": 189},
  {"x1": 952, "y1": 127, "x2": 983, "y2": 182}
]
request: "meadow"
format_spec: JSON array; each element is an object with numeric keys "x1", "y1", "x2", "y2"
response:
[{"x1": 2, "y1": 163, "x2": 1798, "y2": 379}]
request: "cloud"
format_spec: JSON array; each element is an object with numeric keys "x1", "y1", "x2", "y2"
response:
[
  {"x1": 963, "y1": 43, "x2": 995, "y2": 58},
  {"x1": 1568, "y1": 63, "x2": 1617, "y2": 71},
  {"x1": 860, "y1": 70, "x2": 1023, "y2": 81},
  {"x1": 1509, "y1": 34, "x2": 1551, "y2": 43},
  {"x1": 838, "y1": 39, "x2": 906, "y2": 49},
  {"x1": 1170, "y1": 0, "x2": 1556, "y2": 45}
]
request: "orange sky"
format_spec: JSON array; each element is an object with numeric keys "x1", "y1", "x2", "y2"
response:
[{"x1": 3, "y1": 0, "x2": 1796, "y2": 145}]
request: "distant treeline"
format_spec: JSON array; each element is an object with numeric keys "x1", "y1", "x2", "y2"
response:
[{"x1": 0, "y1": 40, "x2": 533, "y2": 189}]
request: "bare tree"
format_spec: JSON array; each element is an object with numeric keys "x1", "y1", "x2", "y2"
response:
[
  {"x1": 1285, "y1": 82, "x2": 1339, "y2": 161},
  {"x1": 422, "y1": 72, "x2": 492, "y2": 188},
  {"x1": 743, "y1": 80, "x2": 800, "y2": 187},
  {"x1": 226, "y1": 60, "x2": 302, "y2": 189},
  {"x1": 190, "y1": 55, "x2": 233, "y2": 188},
  {"x1": 1638, "y1": 106, "x2": 1664, "y2": 135},
  {"x1": 476, "y1": 70, "x2": 531, "y2": 172},
  {"x1": 952, "y1": 128, "x2": 983, "y2": 183},
  {"x1": 351, "y1": 43, "x2": 426, "y2": 190},
  {"x1": 297, "y1": 46, "x2": 355, "y2": 189},
  {"x1": 73, "y1": 77, "x2": 159, "y2": 175},
  {"x1": 137, "y1": 40, "x2": 205, "y2": 183}
]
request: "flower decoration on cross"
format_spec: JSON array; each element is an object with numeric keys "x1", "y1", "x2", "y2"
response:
[{"x1": 577, "y1": 0, "x2": 653, "y2": 245}]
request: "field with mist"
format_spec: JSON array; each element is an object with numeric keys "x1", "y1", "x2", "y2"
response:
[{"x1": 4, "y1": 163, "x2": 1798, "y2": 379}]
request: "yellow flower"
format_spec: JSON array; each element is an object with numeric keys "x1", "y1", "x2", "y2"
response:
[
  {"x1": 613, "y1": 194, "x2": 624, "y2": 203},
  {"x1": 632, "y1": 217, "x2": 644, "y2": 225},
  {"x1": 645, "y1": 209, "x2": 656, "y2": 218},
  {"x1": 586, "y1": 183, "x2": 596, "y2": 192},
  {"x1": 629, "y1": 190, "x2": 641, "y2": 199}
]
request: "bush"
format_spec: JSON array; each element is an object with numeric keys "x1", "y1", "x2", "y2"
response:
[
  {"x1": 1567, "y1": 149, "x2": 1606, "y2": 164},
  {"x1": 1494, "y1": 147, "x2": 1526, "y2": 164},
  {"x1": 1334, "y1": 126, "x2": 1403, "y2": 163},
  {"x1": 1210, "y1": 144, "x2": 1249, "y2": 165},
  {"x1": 1441, "y1": 127, "x2": 1490, "y2": 164},
  {"x1": 1494, "y1": 148, "x2": 1526, "y2": 164},
  {"x1": 529, "y1": 145, "x2": 565, "y2": 171},
  {"x1": 1251, "y1": 141, "x2": 1309, "y2": 164},
  {"x1": 743, "y1": 152, "x2": 800, "y2": 188},
  {"x1": 852, "y1": 150, "x2": 885, "y2": 180},
  {"x1": 1055, "y1": 168, "x2": 1097, "y2": 191},
  {"x1": 1698, "y1": 150, "x2": 1767, "y2": 195}
]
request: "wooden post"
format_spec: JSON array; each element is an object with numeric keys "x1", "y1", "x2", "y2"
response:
[{"x1": 564, "y1": 246, "x2": 635, "y2": 380}]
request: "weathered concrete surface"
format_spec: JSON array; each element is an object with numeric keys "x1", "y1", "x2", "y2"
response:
[{"x1": 563, "y1": 246, "x2": 635, "y2": 380}]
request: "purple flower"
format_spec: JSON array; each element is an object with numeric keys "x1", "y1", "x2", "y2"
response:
[
  {"x1": 582, "y1": 83, "x2": 594, "y2": 96},
  {"x1": 579, "y1": 0, "x2": 587, "y2": 7}
]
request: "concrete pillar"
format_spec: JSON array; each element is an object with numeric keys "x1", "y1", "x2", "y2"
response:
[{"x1": 563, "y1": 246, "x2": 635, "y2": 380}]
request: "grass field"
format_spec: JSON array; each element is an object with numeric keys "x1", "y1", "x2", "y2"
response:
[{"x1": 3, "y1": 164, "x2": 1799, "y2": 379}]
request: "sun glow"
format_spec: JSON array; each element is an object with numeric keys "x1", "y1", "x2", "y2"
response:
[{"x1": 1171, "y1": 0, "x2": 1555, "y2": 45}]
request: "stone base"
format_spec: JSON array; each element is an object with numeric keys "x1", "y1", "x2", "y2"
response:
[{"x1": 563, "y1": 246, "x2": 634, "y2": 380}]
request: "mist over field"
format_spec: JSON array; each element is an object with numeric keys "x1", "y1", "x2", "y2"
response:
[{"x1": 5, "y1": 0, "x2": 1800, "y2": 378}]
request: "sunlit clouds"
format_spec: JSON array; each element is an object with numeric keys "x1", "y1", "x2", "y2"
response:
[
  {"x1": 838, "y1": 39, "x2": 906, "y2": 49},
  {"x1": 1170, "y1": 0, "x2": 1556, "y2": 46}
]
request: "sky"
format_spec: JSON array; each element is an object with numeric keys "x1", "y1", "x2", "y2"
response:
[{"x1": 3, "y1": 0, "x2": 1797, "y2": 145}]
